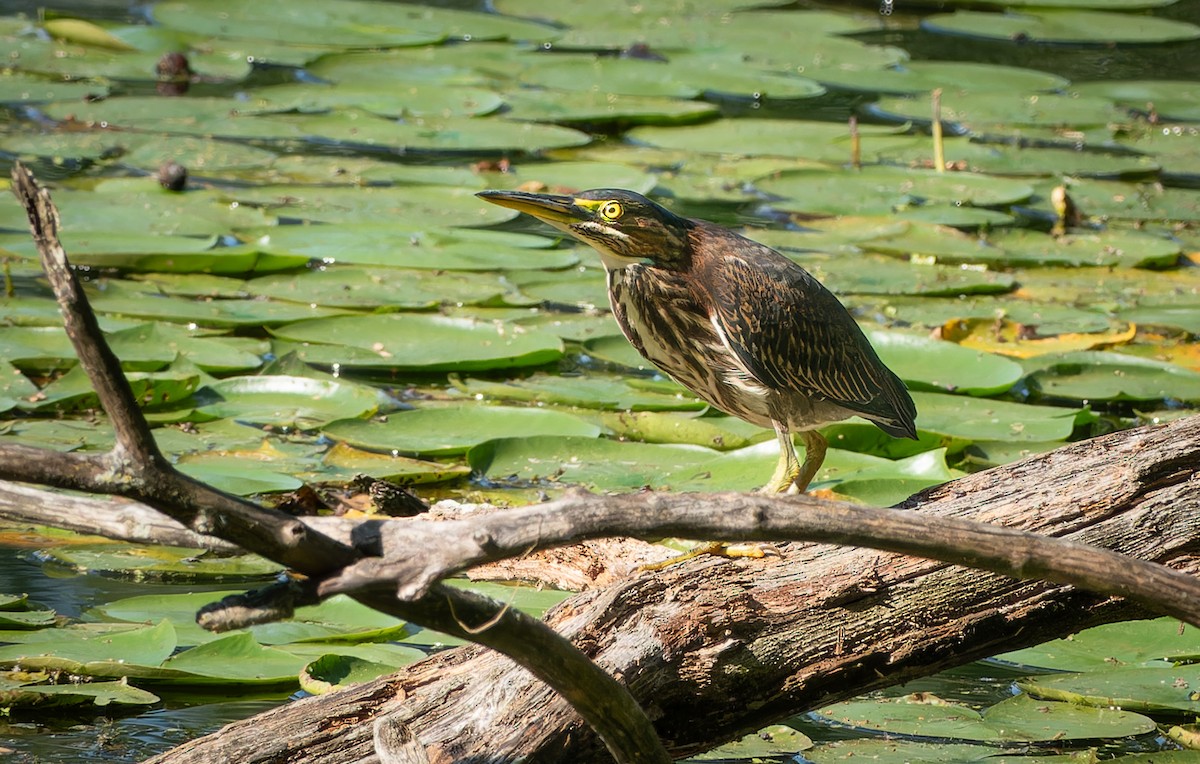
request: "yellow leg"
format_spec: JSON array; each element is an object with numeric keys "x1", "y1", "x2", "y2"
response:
[
  {"x1": 760, "y1": 421, "x2": 801, "y2": 494},
  {"x1": 794, "y1": 430, "x2": 828, "y2": 493}
]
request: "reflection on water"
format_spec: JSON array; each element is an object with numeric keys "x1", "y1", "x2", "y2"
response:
[
  {"x1": 0, "y1": 542, "x2": 229, "y2": 620},
  {"x1": 2, "y1": 698, "x2": 287, "y2": 764},
  {"x1": 0, "y1": 544, "x2": 290, "y2": 763}
]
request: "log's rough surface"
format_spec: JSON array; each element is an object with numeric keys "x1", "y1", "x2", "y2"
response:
[{"x1": 146, "y1": 417, "x2": 1200, "y2": 764}]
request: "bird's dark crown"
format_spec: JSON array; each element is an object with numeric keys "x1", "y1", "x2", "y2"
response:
[
  {"x1": 475, "y1": 187, "x2": 693, "y2": 270},
  {"x1": 568, "y1": 189, "x2": 693, "y2": 269}
]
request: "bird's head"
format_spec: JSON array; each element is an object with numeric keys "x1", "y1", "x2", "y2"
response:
[{"x1": 477, "y1": 188, "x2": 692, "y2": 271}]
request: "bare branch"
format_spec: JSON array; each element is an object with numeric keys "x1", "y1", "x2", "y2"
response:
[{"x1": 2, "y1": 162, "x2": 672, "y2": 764}]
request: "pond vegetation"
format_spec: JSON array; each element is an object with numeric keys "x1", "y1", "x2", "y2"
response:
[{"x1": 0, "y1": 0, "x2": 1199, "y2": 760}]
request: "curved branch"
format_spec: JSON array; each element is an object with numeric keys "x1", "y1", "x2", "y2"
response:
[{"x1": 4, "y1": 162, "x2": 671, "y2": 764}]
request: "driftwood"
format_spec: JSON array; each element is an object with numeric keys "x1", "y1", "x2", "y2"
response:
[
  {"x1": 144, "y1": 417, "x2": 1200, "y2": 763},
  {"x1": 3, "y1": 162, "x2": 1200, "y2": 763}
]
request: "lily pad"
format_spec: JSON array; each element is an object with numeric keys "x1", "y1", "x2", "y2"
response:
[
  {"x1": 1019, "y1": 667, "x2": 1200, "y2": 715},
  {"x1": 323, "y1": 405, "x2": 601, "y2": 457},
  {"x1": 909, "y1": 391, "x2": 1093, "y2": 442},
  {"x1": 504, "y1": 89, "x2": 719, "y2": 127},
  {"x1": 245, "y1": 268, "x2": 522, "y2": 310},
  {"x1": 869, "y1": 330, "x2": 1023, "y2": 396},
  {"x1": 455, "y1": 373, "x2": 703, "y2": 411},
  {"x1": 268, "y1": 314, "x2": 564, "y2": 372},
  {"x1": 195, "y1": 374, "x2": 387, "y2": 428},
  {"x1": 0, "y1": 620, "x2": 177, "y2": 671},
  {"x1": 685, "y1": 724, "x2": 812, "y2": 760},
  {"x1": 0, "y1": 676, "x2": 159, "y2": 710},
  {"x1": 299, "y1": 654, "x2": 404, "y2": 695},
  {"x1": 870, "y1": 92, "x2": 1126, "y2": 134},
  {"x1": 629, "y1": 119, "x2": 916, "y2": 162},
  {"x1": 37, "y1": 543, "x2": 282, "y2": 581},
  {"x1": 922, "y1": 9, "x2": 1200, "y2": 45},
  {"x1": 756, "y1": 166, "x2": 1035, "y2": 217},
  {"x1": 1075, "y1": 80, "x2": 1200, "y2": 122},
  {"x1": 818, "y1": 692, "x2": 1155, "y2": 742},
  {"x1": 815, "y1": 60, "x2": 1068, "y2": 96},
  {"x1": 996, "y1": 617, "x2": 1200, "y2": 672},
  {"x1": 245, "y1": 225, "x2": 577, "y2": 271},
  {"x1": 1023, "y1": 351, "x2": 1200, "y2": 403}
]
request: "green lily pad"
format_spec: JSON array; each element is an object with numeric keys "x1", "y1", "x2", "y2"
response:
[
  {"x1": 175, "y1": 455, "x2": 306, "y2": 496},
  {"x1": 246, "y1": 225, "x2": 576, "y2": 271},
  {"x1": 93, "y1": 591, "x2": 408, "y2": 647},
  {"x1": 0, "y1": 676, "x2": 159, "y2": 709},
  {"x1": 909, "y1": 391, "x2": 1093, "y2": 442},
  {"x1": 1029, "y1": 178, "x2": 1200, "y2": 223},
  {"x1": 38, "y1": 543, "x2": 283, "y2": 581},
  {"x1": 0, "y1": 417, "x2": 116, "y2": 452},
  {"x1": 106, "y1": 323, "x2": 264, "y2": 374},
  {"x1": 155, "y1": 0, "x2": 558, "y2": 47},
  {"x1": 321, "y1": 442, "x2": 470, "y2": 485},
  {"x1": 504, "y1": 89, "x2": 718, "y2": 127},
  {"x1": 0, "y1": 620, "x2": 177, "y2": 672},
  {"x1": 299, "y1": 654, "x2": 404, "y2": 695},
  {"x1": 629, "y1": 119, "x2": 916, "y2": 162},
  {"x1": 685, "y1": 724, "x2": 812, "y2": 760},
  {"x1": 469, "y1": 434, "x2": 721, "y2": 489},
  {"x1": 922, "y1": 9, "x2": 1200, "y2": 45},
  {"x1": 996, "y1": 617, "x2": 1200, "y2": 672},
  {"x1": 153, "y1": 632, "x2": 308, "y2": 686},
  {"x1": 1023, "y1": 351, "x2": 1200, "y2": 403},
  {"x1": 1019, "y1": 667, "x2": 1200, "y2": 715},
  {"x1": 875, "y1": 139, "x2": 1161, "y2": 181},
  {"x1": 794, "y1": 252, "x2": 1015, "y2": 297},
  {"x1": 0, "y1": 607, "x2": 56, "y2": 629},
  {"x1": 197, "y1": 374, "x2": 386, "y2": 428},
  {"x1": 246, "y1": 81, "x2": 503, "y2": 119},
  {"x1": 0, "y1": 360, "x2": 38, "y2": 414},
  {"x1": 815, "y1": 60, "x2": 1068, "y2": 96},
  {"x1": 0, "y1": 70, "x2": 109, "y2": 103},
  {"x1": 594, "y1": 411, "x2": 770, "y2": 450},
  {"x1": 324, "y1": 405, "x2": 600, "y2": 457},
  {"x1": 84, "y1": 281, "x2": 350, "y2": 329},
  {"x1": 805, "y1": 739, "x2": 1025, "y2": 764},
  {"x1": 525, "y1": 56, "x2": 703, "y2": 93},
  {"x1": 456, "y1": 372, "x2": 703, "y2": 411},
  {"x1": 1075, "y1": 80, "x2": 1200, "y2": 122},
  {"x1": 269, "y1": 313, "x2": 563, "y2": 372},
  {"x1": 984, "y1": 229, "x2": 1180, "y2": 268},
  {"x1": 756, "y1": 166, "x2": 1035, "y2": 217},
  {"x1": 871, "y1": 92, "x2": 1125, "y2": 134},
  {"x1": 245, "y1": 268, "x2": 523, "y2": 310},
  {"x1": 818, "y1": 692, "x2": 1155, "y2": 742},
  {"x1": 24, "y1": 362, "x2": 200, "y2": 413},
  {"x1": 869, "y1": 330, "x2": 1023, "y2": 396}
]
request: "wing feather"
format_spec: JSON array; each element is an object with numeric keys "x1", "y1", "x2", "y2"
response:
[{"x1": 697, "y1": 231, "x2": 916, "y2": 437}]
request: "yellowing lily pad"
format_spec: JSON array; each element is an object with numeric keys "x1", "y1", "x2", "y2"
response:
[{"x1": 941, "y1": 318, "x2": 1138, "y2": 359}]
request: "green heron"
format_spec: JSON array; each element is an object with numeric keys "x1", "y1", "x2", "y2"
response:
[{"x1": 477, "y1": 188, "x2": 918, "y2": 494}]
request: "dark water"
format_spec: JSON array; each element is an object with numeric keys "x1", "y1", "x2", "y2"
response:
[{"x1": 0, "y1": 546, "x2": 292, "y2": 763}]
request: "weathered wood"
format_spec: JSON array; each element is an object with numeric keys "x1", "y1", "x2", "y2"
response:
[{"x1": 145, "y1": 417, "x2": 1200, "y2": 763}]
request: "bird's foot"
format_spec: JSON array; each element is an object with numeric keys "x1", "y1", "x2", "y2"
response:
[{"x1": 639, "y1": 541, "x2": 781, "y2": 571}]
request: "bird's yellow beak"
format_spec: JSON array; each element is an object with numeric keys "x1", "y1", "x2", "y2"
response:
[{"x1": 476, "y1": 190, "x2": 590, "y2": 226}]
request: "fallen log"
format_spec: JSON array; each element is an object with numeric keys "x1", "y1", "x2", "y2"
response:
[{"x1": 143, "y1": 415, "x2": 1200, "y2": 763}]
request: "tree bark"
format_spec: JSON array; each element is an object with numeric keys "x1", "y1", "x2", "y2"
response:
[{"x1": 144, "y1": 416, "x2": 1200, "y2": 763}]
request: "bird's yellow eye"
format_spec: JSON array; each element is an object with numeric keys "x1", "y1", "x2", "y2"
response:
[{"x1": 599, "y1": 201, "x2": 623, "y2": 220}]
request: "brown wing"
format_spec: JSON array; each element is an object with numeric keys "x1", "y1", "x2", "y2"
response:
[{"x1": 699, "y1": 233, "x2": 917, "y2": 438}]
